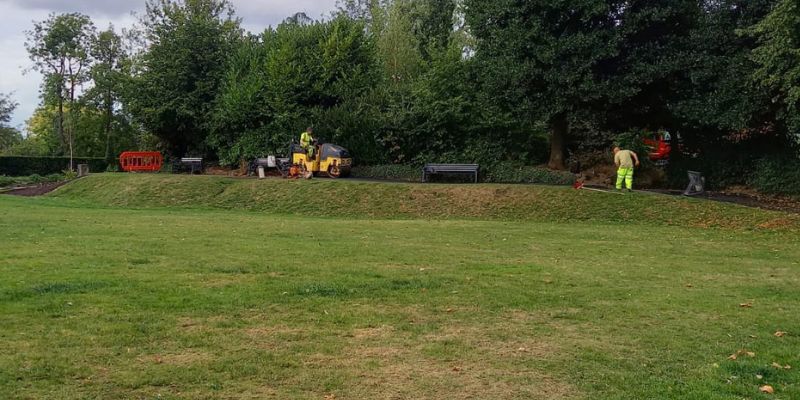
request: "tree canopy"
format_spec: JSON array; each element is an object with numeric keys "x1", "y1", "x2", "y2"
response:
[{"x1": 8, "y1": 0, "x2": 798, "y2": 188}]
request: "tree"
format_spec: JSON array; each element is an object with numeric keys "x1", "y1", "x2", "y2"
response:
[
  {"x1": 409, "y1": 0, "x2": 456, "y2": 60},
  {"x1": 669, "y1": 1, "x2": 776, "y2": 147},
  {"x1": 466, "y1": 1, "x2": 702, "y2": 170},
  {"x1": 128, "y1": 0, "x2": 241, "y2": 156},
  {"x1": 26, "y1": 13, "x2": 95, "y2": 169},
  {"x1": 750, "y1": 0, "x2": 800, "y2": 144},
  {"x1": 208, "y1": 16, "x2": 379, "y2": 164},
  {"x1": 85, "y1": 27, "x2": 128, "y2": 161},
  {"x1": 0, "y1": 93, "x2": 22, "y2": 153}
]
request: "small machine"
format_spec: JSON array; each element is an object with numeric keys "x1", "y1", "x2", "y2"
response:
[{"x1": 290, "y1": 141, "x2": 352, "y2": 179}]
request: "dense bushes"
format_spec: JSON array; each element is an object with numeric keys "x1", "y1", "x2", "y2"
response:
[
  {"x1": 749, "y1": 158, "x2": 800, "y2": 196},
  {"x1": 483, "y1": 163, "x2": 576, "y2": 186},
  {"x1": 0, "y1": 157, "x2": 112, "y2": 176},
  {"x1": 351, "y1": 162, "x2": 575, "y2": 185},
  {"x1": 0, "y1": 173, "x2": 64, "y2": 188},
  {"x1": 350, "y1": 165, "x2": 420, "y2": 181}
]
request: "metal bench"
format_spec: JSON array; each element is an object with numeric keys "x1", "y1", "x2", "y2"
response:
[
  {"x1": 422, "y1": 164, "x2": 480, "y2": 183},
  {"x1": 174, "y1": 158, "x2": 204, "y2": 174}
]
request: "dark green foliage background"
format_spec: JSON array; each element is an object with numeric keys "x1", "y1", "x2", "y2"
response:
[
  {"x1": 8, "y1": 0, "x2": 800, "y2": 193},
  {"x1": 0, "y1": 157, "x2": 112, "y2": 176}
]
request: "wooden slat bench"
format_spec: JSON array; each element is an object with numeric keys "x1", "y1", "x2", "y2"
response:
[{"x1": 422, "y1": 164, "x2": 480, "y2": 183}]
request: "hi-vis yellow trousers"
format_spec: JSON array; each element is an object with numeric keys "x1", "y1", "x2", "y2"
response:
[{"x1": 616, "y1": 167, "x2": 634, "y2": 190}]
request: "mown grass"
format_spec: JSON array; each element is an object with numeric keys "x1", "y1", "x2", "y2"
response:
[
  {"x1": 51, "y1": 174, "x2": 800, "y2": 230},
  {"x1": 1, "y1": 176, "x2": 799, "y2": 399}
]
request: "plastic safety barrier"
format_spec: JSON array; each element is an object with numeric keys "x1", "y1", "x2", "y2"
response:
[{"x1": 119, "y1": 152, "x2": 163, "y2": 172}]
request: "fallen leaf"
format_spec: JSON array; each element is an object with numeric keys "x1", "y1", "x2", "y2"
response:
[
  {"x1": 774, "y1": 331, "x2": 787, "y2": 338},
  {"x1": 740, "y1": 303, "x2": 753, "y2": 308},
  {"x1": 759, "y1": 385, "x2": 774, "y2": 394},
  {"x1": 728, "y1": 349, "x2": 756, "y2": 361},
  {"x1": 771, "y1": 362, "x2": 791, "y2": 370}
]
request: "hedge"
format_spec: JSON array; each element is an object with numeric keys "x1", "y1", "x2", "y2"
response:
[
  {"x1": 351, "y1": 163, "x2": 576, "y2": 185},
  {"x1": 749, "y1": 157, "x2": 800, "y2": 196},
  {"x1": 0, "y1": 157, "x2": 113, "y2": 176}
]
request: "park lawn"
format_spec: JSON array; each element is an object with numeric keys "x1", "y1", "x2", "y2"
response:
[{"x1": 1, "y1": 189, "x2": 799, "y2": 399}]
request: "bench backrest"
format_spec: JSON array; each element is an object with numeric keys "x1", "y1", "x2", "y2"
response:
[{"x1": 424, "y1": 164, "x2": 479, "y2": 172}]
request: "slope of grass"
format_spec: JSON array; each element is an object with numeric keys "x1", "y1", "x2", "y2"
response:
[
  {"x1": 0, "y1": 195, "x2": 798, "y2": 399},
  {"x1": 50, "y1": 173, "x2": 799, "y2": 230}
]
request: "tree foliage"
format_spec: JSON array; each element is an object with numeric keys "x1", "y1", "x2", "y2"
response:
[
  {"x1": 0, "y1": 94, "x2": 22, "y2": 153},
  {"x1": 13, "y1": 0, "x2": 798, "y2": 188},
  {"x1": 128, "y1": 0, "x2": 241, "y2": 156},
  {"x1": 208, "y1": 16, "x2": 377, "y2": 164},
  {"x1": 750, "y1": 0, "x2": 800, "y2": 144},
  {"x1": 25, "y1": 13, "x2": 95, "y2": 166}
]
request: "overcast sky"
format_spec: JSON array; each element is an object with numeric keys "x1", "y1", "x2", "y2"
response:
[{"x1": 0, "y1": 0, "x2": 339, "y2": 129}]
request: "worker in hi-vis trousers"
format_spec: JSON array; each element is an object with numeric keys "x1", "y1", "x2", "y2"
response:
[
  {"x1": 613, "y1": 146, "x2": 640, "y2": 191},
  {"x1": 300, "y1": 127, "x2": 316, "y2": 159}
]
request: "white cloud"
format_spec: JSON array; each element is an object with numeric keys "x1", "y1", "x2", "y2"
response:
[{"x1": 0, "y1": 0, "x2": 339, "y2": 128}]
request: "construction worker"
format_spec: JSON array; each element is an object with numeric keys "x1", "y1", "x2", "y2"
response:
[
  {"x1": 613, "y1": 146, "x2": 640, "y2": 191},
  {"x1": 300, "y1": 127, "x2": 316, "y2": 159}
]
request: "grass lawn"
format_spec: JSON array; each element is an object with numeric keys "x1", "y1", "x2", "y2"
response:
[{"x1": 1, "y1": 176, "x2": 799, "y2": 399}]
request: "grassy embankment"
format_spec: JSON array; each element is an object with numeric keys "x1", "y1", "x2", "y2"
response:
[
  {"x1": 50, "y1": 173, "x2": 800, "y2": 230},
  {"x1": 0, "y1": 174, "x2": 798, "y2": 399}
]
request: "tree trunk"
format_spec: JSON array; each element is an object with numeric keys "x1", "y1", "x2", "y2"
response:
[
  {"x1": 57, "y1": 59, "x2": 66, "y2": 153},
  {"x1": 104, "y1": 92, "x2": 114, "y2": 162},
  {"x1": 57, "y1": 96, "x2": 65, "y2": 153},
  {"x1": 547, "y1": 114, "x2": 568, "y2": 170}
]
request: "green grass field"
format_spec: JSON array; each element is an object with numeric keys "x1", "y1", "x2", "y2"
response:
[{"x1": 1, "y1": 175, "x2": 799, "y2": 399}]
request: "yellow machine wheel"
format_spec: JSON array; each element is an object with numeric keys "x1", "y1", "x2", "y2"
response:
[{"x1": 328, "y1": 164, "x2": 342, "y2": 179}]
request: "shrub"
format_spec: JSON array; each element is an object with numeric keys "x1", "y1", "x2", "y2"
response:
[
  {"x1": 0, "y1": 157, "x2": 113, "y2": 176},
  {"x1": 0, "y1": 176, "x2": 14, "y2": 187},
  {"x1": 350, "y1": 165, "x2": 421, "y2": 182},
  {"x1": 0, "y1": 173, "x2": 66, "y2": 188},
  {"x1": 483, "y1": 163, "x2": 576, "y2": 185},
  {"x1": 749, "y1": 157, "x2": 800, "y2": 196},
  {"x1": 27, "y1": 174, "x2": 45, "y2": 184},
  {"x1": 351, "y1": 163, "x2": 575, "y2": 186}
]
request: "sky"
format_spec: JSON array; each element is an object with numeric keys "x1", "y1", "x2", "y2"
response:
[{"x1": 0, "y1": 0, "x2": 339, "y2": 130}]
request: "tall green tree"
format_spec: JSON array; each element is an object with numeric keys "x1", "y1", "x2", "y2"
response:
[
  {"x1": 466, "y1": 0, "x2": 700, "y2": 170},
  {"x1": 0, "y1": 93, "x2": 22, "y2": 153},
  {"x1": 670, "y1": 0, "x2": 776, "y2": 148},
  {"x1": 84, "y1": 27, "x2": 128, "y2": 161},
  {"x1": 209, "y1": 16, "x2": 378, "y2": 164},
  {"x1": 750, "y1": 0, "x2": 800, "y2": 144},
  {"x1": 25, "y1": 13, "x2": 95, "y2": 168},
  {"x1": 129, "y1": 0, "x2": 241, "y2": 156}
]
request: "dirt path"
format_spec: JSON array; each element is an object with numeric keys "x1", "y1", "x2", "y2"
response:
[{"x1": 644, "y1": 189, "x2": 800, "y2": 214}]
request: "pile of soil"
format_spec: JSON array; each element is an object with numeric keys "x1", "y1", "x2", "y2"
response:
[{"x1": 1, "y1": 182, "x2": 67, "y2": 197}]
